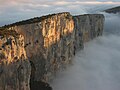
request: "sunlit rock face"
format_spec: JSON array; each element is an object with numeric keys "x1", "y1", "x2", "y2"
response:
[
  {"x1": 0, "y1": 30, "x2": 31, "y2": 90},
  {"x1": 0, "y1": 12, "x2": 104, "y2": 90},
  {"x1": 7, "y1": 12, "x2": 75, "y2": 82}
]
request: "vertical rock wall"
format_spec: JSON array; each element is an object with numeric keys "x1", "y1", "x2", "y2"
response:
[
  {"x1": 0, "y1": 12, "x2": 104, "y2": 90},
  {"x1": 7, "y1": 12, "x2": 75, "y2": 82},
  {"x1": 73, "y1": 14, "x2": 104, "y2": 51},
  {"x1": 0, "y1": 30, "x2": 31, "y2": 90}
]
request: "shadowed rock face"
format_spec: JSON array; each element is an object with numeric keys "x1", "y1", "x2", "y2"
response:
[
  {"x1": 29, "y1": 61, "x2": 52, "y2": 90},
  {"x1": 30, "y1": 81, "x2": 52, "y2": 90},
  {"x1": 0, "y1": 12, "x2": 104, "y2": 90},
  {"x1": 73, "y1": 14, "x2": 104, "y2": 50}
]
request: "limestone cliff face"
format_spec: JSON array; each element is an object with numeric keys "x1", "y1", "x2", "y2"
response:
[
  {"x1": 7, "y1": 12, "x2": 75, "y2": 82},
  {"x1": 0, "y1": 30, "x2": 31, "y2": 90},
  {"x1": 0, "y1": 12, "x2": 104, "y2": 90},
  {"x1": 73, "y1": 14, "x2": 104, "y2": 51}
]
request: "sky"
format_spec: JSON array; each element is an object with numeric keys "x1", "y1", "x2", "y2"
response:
[{"x1": 0, "y1": 0, "x2": 120, "y2": 26}]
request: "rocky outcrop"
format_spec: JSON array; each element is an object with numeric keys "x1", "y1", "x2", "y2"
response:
[{"x1": 0, "y1": 12, "x2": 104, "y2": 90}]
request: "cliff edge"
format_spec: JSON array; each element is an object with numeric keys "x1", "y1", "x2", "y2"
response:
[{"x1": 0, "y1": 12, "x2": 104, "y2": 90}]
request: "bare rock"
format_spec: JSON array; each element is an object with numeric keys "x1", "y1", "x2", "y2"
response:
[{"x1": 0, "y1": 12, "x2": 104, "y2": 90}]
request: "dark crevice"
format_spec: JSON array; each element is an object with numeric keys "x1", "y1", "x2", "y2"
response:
[
  {"x1": 30, "y1": 81, "x2": 52, "y2": 90},
  {"x1": 29, "y1": 60, "x2": 52, "y2": 90}
]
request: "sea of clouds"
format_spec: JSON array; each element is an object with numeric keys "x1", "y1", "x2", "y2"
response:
[{"x1": 51, "y1": 10, "x2": 120, "y2": 90}]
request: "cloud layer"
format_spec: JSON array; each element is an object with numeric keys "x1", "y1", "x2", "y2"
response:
[{"x1": 51, "y1": 12, "x2": 120, "y2": 90}]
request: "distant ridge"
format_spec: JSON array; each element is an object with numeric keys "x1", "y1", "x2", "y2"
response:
[{"x1": 105, "y1": 6, "x2": 120, "y2": 14}]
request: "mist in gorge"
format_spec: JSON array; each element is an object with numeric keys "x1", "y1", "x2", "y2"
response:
[{"x1": 51, "y1": 9, "x2": 120, "y2": 90}]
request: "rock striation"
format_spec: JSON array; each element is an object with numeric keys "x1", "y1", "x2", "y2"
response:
[{"x1": 0, "y1": 12, "x2": 104, "y2": 90}]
